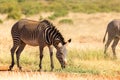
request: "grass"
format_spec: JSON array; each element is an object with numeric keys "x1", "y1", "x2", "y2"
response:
[
  {"x1": 63, "y1": 48, "x2": 120, "y2": 76},
  {"x1": 59, "y1": 19, "x2": 73, "y2": 24},
  {"x1": 7, "y1": 11, "x2": 21, "y2": 19},
  {"x1": 1, "y1": 71, "x2": 115, "y2": 80},
  {"x1": 0, "y1": 72, "x2": 59, "y2": 80},
  {"x1": 1, "y1": 47, "x2": 120, "y2": 76},
  {"x1": 48, "y1": 10, "x2": 68, "y2": 20}
]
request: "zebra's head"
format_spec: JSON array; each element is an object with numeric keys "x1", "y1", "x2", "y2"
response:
[{"x1": 56, "y1": 39, "x2": 71, "y2": 68}]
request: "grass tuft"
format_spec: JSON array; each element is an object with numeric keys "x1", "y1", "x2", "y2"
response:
[
  {"x1": 59, "y1": 19, "x2": 73, "y2": 24},
  {"x1": 48, "y1": 10, "x2": 68, "y2": 20}
]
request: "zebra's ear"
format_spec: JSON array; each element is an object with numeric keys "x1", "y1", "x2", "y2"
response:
[
  {"x1": 68, "y1": 39, "x2": 71, "y2": 43},
  {"x1": 64, "y1": 39, "x2": 71, "y2": 46}
]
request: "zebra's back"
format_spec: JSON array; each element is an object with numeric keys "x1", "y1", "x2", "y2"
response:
[{"x1": 11, "y1": 19, "x2": 45, "y2": 46}]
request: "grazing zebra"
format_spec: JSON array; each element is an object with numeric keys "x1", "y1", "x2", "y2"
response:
[
  {"x1": 9, "y1": 19, "x2": 71, "y2": 71},
  {"x1": 103, "y1": 19, "x2": 120, "y2": 58}
]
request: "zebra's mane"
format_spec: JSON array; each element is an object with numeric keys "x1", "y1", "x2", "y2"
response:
[
  {"x1": 40, "y1": 19, "x2": 53, "y2": 27},
  {"x1": 52, "y1": 26, "x2": 66, "y2": 45},
  {"x1": 41, "y1": 19, "x2": 66, "y2": 45}
]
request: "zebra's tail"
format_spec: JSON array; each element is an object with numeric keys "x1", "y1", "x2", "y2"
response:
[{"x1": 103, "y1": 28, "x2": 108, "y2": 43}]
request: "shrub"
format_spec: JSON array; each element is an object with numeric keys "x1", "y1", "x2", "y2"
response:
[
  {"x1": 7, "y1": 11, "x2": 21, "y2": 19},
  {"x1": 20, "y1": 1, "x2": 41, "y2": 16},
  {"x1": 59, "y1": 19, "x2": 73, "y2": 24},
  {"x1": 0, "y1": 1, "x2": 21, "y2": 13},
  {"x1": 17, "y1": 0, "x2": 25, "y2": 2},
  {"x1": 39, "y1": 15, "x2": 43, "y2": 21},
  {"x1": 48, "y1": 10, "x2": 68, "y2": 20},
  {"x1": 1, "y1": 0, "x2": 120, "y2": 20}
]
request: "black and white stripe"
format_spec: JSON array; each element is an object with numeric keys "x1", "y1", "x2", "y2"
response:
[{"x1": 44, "y1": 26, "x2": 65, "y2": 45}]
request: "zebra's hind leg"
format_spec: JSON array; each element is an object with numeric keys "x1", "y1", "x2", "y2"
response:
[
  {"x1": 104, "y1": 37, "x2": 113, "y2": 58},
  {"x1": 16, "y1": 42, "x2": 26, "y2": 71},
  {"x1": 8, "y1": 45, "x2": 18, "y2": 71},
  {"x1": 111, "y1": 37, "x2": 119, "y2": 59}
]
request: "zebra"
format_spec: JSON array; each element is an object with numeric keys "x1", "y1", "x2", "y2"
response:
[
  {"x1": 103, "y1": 19, "x2": 120, "y2": 58},
  {"x1": 9, "y1": 19, "x2": 71, "y2": 71}
]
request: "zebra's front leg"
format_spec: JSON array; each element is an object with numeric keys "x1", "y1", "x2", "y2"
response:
[
  {"x1": 48, "y1": 46, "x2": 54, "y2": 71},
  {"x1": 39, "y1": 46, "x2": 44, "y2": 71},
  {"x1": 16, "y1": 43, "x2": 26, "y2": 71},
  {"x1": 9, "y1": 45, "x2": 18, "y2": 71}
]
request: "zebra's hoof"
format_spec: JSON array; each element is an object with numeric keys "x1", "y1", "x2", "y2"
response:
[
  {"x1": 18, "y1": 66, "x2": 22, "y2": 71},
  {"x1": 8, "y1": 66, "x2": 13, "y2": 71},
  {"x1": 8, "y1": 69, "x2": 12, "y2": 71},
  {"x1": 37, "y1": 69, "x2": 43, "y2": 72}
]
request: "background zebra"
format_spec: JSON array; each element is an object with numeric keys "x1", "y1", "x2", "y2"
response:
[
  {"x1": 103, "y1": 19, "x2": 120, "y2": 59},
  {"x1": 9, "y1": 19, "x2": 71, "y2": 71}
]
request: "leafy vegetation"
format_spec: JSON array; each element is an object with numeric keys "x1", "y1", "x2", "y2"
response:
[
  {"x1": 48, "y1": 10, "x2": 68, "y2": 20},
  {"x1": 0, "y1": 0, "x2": 120, "y2": 19},
  {"x1": 7, "y1": 11, "x2": 21, "y2": 19},
  {"x1": 59, "y1": 19, "x2": 73, "y2": 24}
]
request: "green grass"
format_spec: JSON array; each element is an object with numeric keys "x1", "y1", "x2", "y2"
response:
[
  {"x1": 7, "y1": 11, "x2": 21, "y2": 19},
  {"x1": 59, "y1": 19, "x2": 73, "y2": 24},
  {"x1": 48, "y1": 10, "x2": 68, "y2": 20},
  {"x1": 1, "y1": 47, "x2": 120, "y2": 76}
]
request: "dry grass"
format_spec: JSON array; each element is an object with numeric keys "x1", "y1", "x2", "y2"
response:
[
  {"x1": 0, "y1": 71, "x2": 119, "y2": 80},
  {"x1": 1, "y1": 12, "x2": 120, "y2": 79}
]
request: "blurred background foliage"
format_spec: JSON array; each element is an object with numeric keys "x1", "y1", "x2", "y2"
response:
[{"x1": 0, "y1": 0, "x2": 120, "y2": 19}]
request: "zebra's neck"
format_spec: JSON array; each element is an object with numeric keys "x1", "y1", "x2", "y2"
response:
[{"x1": 44, "y1": 26, "x2": 65, "y2": 45}]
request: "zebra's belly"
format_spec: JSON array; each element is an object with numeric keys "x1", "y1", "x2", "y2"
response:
[{"x1": 21, "y1": 38, "x2": 39, "y2": 46}]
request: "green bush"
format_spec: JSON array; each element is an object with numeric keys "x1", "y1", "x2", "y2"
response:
[
  {"x1": 39, "y1": 15, "x2": 43, "y2": 21},
  {"x1": 59, "y1": 19, "x2": 73, "y2": 24},
  {"x1": 48, "y1": 10, "x2": 68, "y2": 20},
  {"x1": 0, "y1": 1, "x2": 21, "y2": 13},
  {"x1": 17, "y1": 0, "x2": 25, "y2": 2},
  {"x1": 1, "y1": 0, "x2": 120, "y2": 20},
  {"x1": 7, "y1": 11, "x2": 21, "y2": 19},
  {"x1": 20, "y1": 1, "x2": 41, "y2": 16}
]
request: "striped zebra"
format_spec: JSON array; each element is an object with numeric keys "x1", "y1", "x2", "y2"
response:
[{"x1": 9, "y1": 19, "x2": 71, "y2": 71}]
